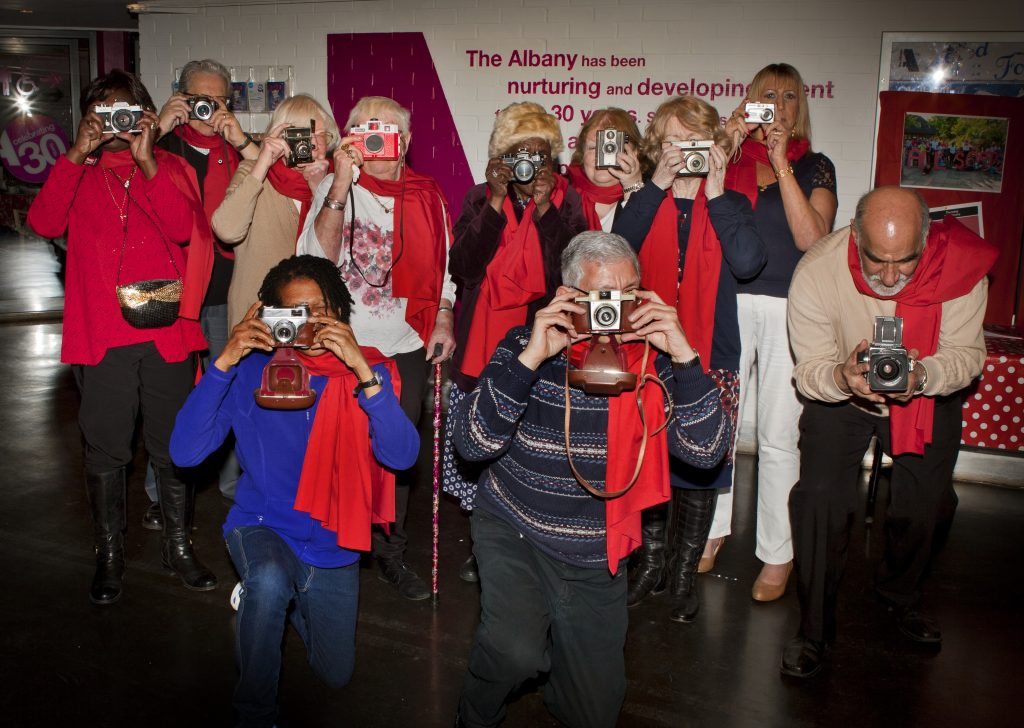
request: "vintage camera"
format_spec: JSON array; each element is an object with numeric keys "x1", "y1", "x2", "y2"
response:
[
  {"x1": 856, "y1": 315, "x2": 911, "y2": 392},
  {"x1": 259, "y1": 304, "x2": 314, "y2": 348},
  {"x1": 501, "y1": 150, "x2": 546, "y2": 184},
  {"x1": 349, "y1": 117, "x2": 401, "y2": 160},
  {"x1": 284, "y1": 121, "x2": 315, "y2": 167},
  {"x1": 571, "y1": 290, "x2": 638, "y2": 335},
  {"x1": 187, "y1": 95, "x2": 217, "y2": 121},
  {"x1": 596, "y1": 128, "x2": 628, "y2": 169},
  {"x1": 744, "y1": 102, "x2": 775, "y2": 124},
  {"x1": 95, "y1": 102, "x2": 144, "y2": 134},
  {"x1": 669, "y1": 140, "x2": 715, "y2": 177}
]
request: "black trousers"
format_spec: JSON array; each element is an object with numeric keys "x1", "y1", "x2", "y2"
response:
[
  {"x1": 459, "y1": 509, "x2": 627, "y2": 728},
  {"x1": 72, "y1": 342, "x2": 196, "y2": 473},
  {"x1": 371, "y1": 347, "x2": 429, "y2": 561},
  {"x1": 789, "y1": 396, "x2": 962, "y2": 644}
]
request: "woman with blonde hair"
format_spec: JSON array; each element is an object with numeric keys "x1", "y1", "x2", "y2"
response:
[
  {"x1": 212, "y1": 93, "x2": 338, "y2": 326},
  {"x1": 612, "y1": 95, "x2": 766, "y2": 622},
  {"x1": 566, "y1": 107, "x2": 645, "y2": 231},
  {"x1": 703, "y1": 62, "x2": 838, "y2": 602}
]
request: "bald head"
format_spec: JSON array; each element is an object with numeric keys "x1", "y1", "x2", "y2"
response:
[{"x1": 852, "y1": 186, "x2": 930, "y2": 295}]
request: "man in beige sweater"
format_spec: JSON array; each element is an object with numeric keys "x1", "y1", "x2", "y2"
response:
[{"x1": 782, "y1": 186, "x2": 997, "y2": 678}]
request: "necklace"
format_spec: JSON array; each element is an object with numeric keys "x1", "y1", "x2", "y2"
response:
[
  {"x1": 366, "y1": 189, "x2": 394, "y2": 215},
  {"x1": 102, "y1": 166, "x2": 138, "y2": 229}
]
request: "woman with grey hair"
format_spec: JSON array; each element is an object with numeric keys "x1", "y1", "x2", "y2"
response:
[
  {"x1": 296, "y1": 95, "x2": 456, "y2": 601},
  {"x1": 441, "y1": 101, "x2": 587, "y2": 582}
]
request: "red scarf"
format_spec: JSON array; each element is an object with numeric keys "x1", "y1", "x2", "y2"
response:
[
  {"x1": 99, "y1": 148, "x2": 213, "y2": 321},
  {"x1": 358, "y1": 166, "x2": 452, "y2": 348},
  {"x1": 292, "y1": 348, "x2": 402, "y2": 551},
  {"x1": 460, "y1": 175, "x2": 569, "y2": 378},
  {"x1": 726, "y1": 136, "x2": 810, "y2": 207},
  {"x1": 635, "y1": 184, "x2": 719, "y2": 372},
  {"x1": 266, "y1": 159, "x2": 332, "y2": 244},
  {"x1": 565, "y1": 163, "x2": 623, "y2": 231},
  {"x1": 176, "y1": 125, "x2": 239, "y2": 259},
  {"x1": 569, "y1": 341, "x2": 671, "y2": 572},
  {"x1": 847, "y1": 216, "x2": 997, "y2": 455}
]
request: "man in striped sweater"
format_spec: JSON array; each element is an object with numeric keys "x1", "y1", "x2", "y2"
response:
[{"x1": 453, "y1": 231, "x2": 729, "y2": 728}]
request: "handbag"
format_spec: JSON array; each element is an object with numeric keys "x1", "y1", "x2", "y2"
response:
[{"x1": 109, "y1": 167, "x2": 184, "y2": 329}]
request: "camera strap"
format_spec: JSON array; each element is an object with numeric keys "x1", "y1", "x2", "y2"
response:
[{"x1": 563, "y1": 338, "x2": 671, "y2": 500}]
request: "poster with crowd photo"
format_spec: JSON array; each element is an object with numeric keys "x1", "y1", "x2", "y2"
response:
[
  {"x1": 900, "y1": 112, "x2": 1008, "y2": 192},
  {"x1": 875, "y1": 90, "x2": 1024, "y2": 328}
]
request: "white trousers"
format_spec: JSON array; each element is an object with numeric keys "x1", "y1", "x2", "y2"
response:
[{"x1": 709, "y1": 293, "x2": 802, "y2": 564}]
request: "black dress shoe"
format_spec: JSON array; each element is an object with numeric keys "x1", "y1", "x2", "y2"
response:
[
  {"x1": 780, "y1": 636, "x2": 830, "y2": 678},
  {"x1": 141, "y1": 501, "x2": 162, "y2": 531},
  {"x1": 897, "y1": 608, "x2": 942, "y2": 644},
  {"x1": 458, "y1": 555, "x2": 479, "y2": 583},
  {"x1": 378, "y1": 559, "x2": 431, "y2": 601}
]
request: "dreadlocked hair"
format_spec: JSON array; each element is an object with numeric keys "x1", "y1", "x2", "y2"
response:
[{"x1": 258, "y1": 255, "x2": 354, "y2": 324}]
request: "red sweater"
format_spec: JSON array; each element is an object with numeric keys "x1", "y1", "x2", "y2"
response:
[{"x1": 28, "y1": 151, "x2": 206, "y2": 365}]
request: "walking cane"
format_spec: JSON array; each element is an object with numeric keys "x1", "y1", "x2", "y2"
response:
[{"x1": 431, "y1": 349, "x2": 443, "y2": 606}]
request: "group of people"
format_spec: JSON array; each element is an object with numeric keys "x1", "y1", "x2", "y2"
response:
[
  {"x1": 27, "y1": 57, "x2": 996, "y2": 728},
  {"x1": 904, "y1": 135, "x2": 1004, "y2": 175}
]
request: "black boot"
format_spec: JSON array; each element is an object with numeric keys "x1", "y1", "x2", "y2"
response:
[
  {"x1": 626, "y1": 503, "x2": 669, "y2": 607},
  {"x1": 155, "y1": 464, "x2": 217, "y2": 591},
  {"x1": 85, "y1": 468, "x2": 127, "y2": 605},
  {"x1": 667, "y1": 488, "x2": 715, "y2": 623}
]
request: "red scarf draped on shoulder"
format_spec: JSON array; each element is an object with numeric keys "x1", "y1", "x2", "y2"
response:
[
  {"x1": 634, "y1": 182, "x2": 718, "y2": 373},
  {"x1": 292, "y1": 348, "x2": 402, "y2": 551},
  {"x1": 358, "y1": 166, "x2": 452, "y2": 348},
  {"x1": 176, "y1": 125, "x2": 239, "y2": 260},
  {"x1": 566, "y1": 163, "x2": 623, "y2": 231},
  {"x1": 725, "y1": 136, "x2": 810, "y2": 207},
  {"x1": 569, "y1": 341, "x2": 672, "y2": 572},
  {"x1": 266, "y1": 158, "x2": 334, "y2": 244},
  {"x1": 101, "y1": 148, "x2": 213, "y2": 321},
  {"x1": 847, "y1": 216, "x2": 997, "y2": 455},
  {"x1": 460, "y1": 174, "x2": 569, "y2": 378}
]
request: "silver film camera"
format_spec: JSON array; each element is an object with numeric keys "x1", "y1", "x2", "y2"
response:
[
  {"x1": 744, "y1": 102, "x2": 775, "y2": 124},
  {"x1": 501, "y1": 150, "x2": 546, "y2": 184},
  {"x1": 95, "y1": 102, "x2": 144, "y2": 134},
  {"x1": 259, "y1": 304, "x2": 313, "y2": 348},
  {"x1": 596, "y1": 128, "x2": 627, "y2": 169},
  {"x1": 857, "y1": 315, "x2": 911, "y2": 392},
  {"x1": 670, "y1": 140, "x2": 715, "y2": 177},
  {"x1": 187, "y1": 95, "x2": 217, "y2": 121}
]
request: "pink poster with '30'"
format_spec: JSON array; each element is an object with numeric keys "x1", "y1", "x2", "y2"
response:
[{"x1": 0, "y1": 113, "x2": 69, "y2": 184}]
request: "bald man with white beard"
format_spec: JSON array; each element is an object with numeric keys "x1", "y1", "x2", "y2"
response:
[{"x1": 780, "y1": 186, "x2": 997, "y2": 678}]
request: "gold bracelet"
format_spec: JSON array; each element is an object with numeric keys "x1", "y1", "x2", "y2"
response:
[{"x1": 776, "y1": 165, "x2": 795, "y2": 180}]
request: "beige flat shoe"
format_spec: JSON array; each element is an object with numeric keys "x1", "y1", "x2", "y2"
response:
[
  {"x1": 698, "y1": 537, "x2": 724, "y2": 573},
  {"x1": 752, "y1": 561, "x2": 793, "y2": 602}
]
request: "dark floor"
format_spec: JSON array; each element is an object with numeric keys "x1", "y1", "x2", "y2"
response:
[{"x1": 1, "y1": 233, "x2": 1022, "y2": 727}]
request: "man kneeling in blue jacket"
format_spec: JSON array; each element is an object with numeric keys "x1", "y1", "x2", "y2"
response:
[{"x1": 171, "y1": 255, "x2": 419, "y2": 727}]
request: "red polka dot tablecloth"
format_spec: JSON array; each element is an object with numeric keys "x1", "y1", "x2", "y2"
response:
[{"x1": 961, "y1": 326, "x2": 1024, "y2": 451}]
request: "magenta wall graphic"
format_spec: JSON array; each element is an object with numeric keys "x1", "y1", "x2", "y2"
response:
[{"x1": 327, "y1": 32, "x2": 475, "y2": 218}]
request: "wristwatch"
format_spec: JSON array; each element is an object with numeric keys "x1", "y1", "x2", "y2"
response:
[{"x1": 353, "y1": 371, "x2": 383, "y2": 396}]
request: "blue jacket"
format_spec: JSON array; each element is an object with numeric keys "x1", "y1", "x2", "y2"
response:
[{"x1": 170, "y1": 353, "x2": 419, "y2": 568}]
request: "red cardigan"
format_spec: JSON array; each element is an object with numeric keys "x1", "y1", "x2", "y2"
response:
[{"x1": 27, "y1": 150, "x2": 207, "y2": 365}]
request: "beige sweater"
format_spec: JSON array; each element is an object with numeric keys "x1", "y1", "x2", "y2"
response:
[
  {"x1": 211, "y1": 160, "x2": 301, "y2": 326},
  {"x1": 788, "y1": 226, "x2": 988, "y2": 415}
]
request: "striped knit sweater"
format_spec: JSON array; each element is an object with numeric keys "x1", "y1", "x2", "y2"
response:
[{"x1": 452, "y1": 327, "x2": 729, "y2": 569}]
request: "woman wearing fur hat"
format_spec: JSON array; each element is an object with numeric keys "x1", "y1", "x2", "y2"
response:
[{"x1": 442, "y1": 102, "x2": 587, "y2": 582}]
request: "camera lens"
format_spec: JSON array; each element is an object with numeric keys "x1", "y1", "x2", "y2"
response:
[
  {"x1": 593, "y1": 304, "x2": 618, "y2": 328},
  {"x1": 762, "y1": 109, "x2": 774, "y2": 122},
  {"x1": 874, "y1": 357, "x2": 903, "y2": 381},
  {"x1": 603, "y1": 142, "x2": 618, "y2": 154},
  {"x1": 512, "y1": 159, "x2": 536, "y2": 183},
  {"x1": 684, "y1": 152, "x2": 706, "y2": 173},
  {"x1": 364, "y1": 133, "x2": 385, "y2": 154},
  {"x1": 272, "y1": 320, "x2": 297, "y2": 344},
  {"x1": 194, "y1": 100, "x2": 214, "y2": 120},
  {"x1": 111, "y1": 109, "x2": 135, "y2": 132}
]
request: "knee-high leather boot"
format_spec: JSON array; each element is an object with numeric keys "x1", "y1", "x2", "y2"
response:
[
  {"x1": 667, "y1": 487, "x2": 716, "y2": 623},
  {"x1": 85, "y1": 468, "x2": 127, "y2": 605},
  {"x1": 155, "y1": 464, "x2": 217, "y2": 591},
  {"x1": 626, "y1": 503, "x2": 669, "y2": 607}
]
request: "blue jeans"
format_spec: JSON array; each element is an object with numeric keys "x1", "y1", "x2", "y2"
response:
[{"x1": 226, "y1": 526, "x2": 359, "y2": 728}]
